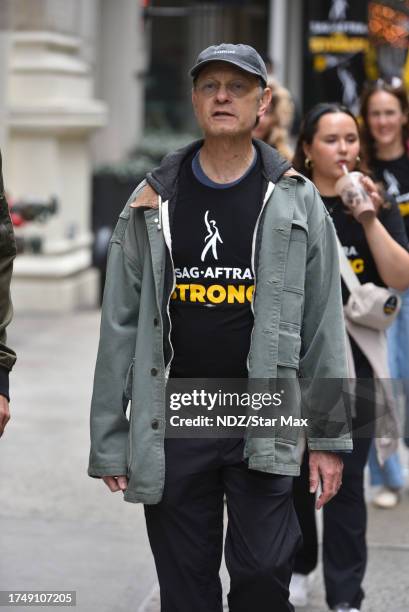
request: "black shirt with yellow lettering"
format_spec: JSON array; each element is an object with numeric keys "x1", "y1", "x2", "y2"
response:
[
  {"x1": 323, "y1": 195, "x2": 409, "y2": 374},
  {"x1": 169, "y1": 150, "x2": 263, "y2": 378}
]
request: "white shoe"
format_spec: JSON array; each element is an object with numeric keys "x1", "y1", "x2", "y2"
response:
[
  {"x1": 289, "y1": 572, "x2": 309, "y2": 607},
  {"x1": 372, "y1": 487, "x2": 400, "y2": 509}
]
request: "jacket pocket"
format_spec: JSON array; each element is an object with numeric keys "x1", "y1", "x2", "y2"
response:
[
  {"x1": 277, "y1": 324, "x2": 301, "y2": 369},
  {"x1": 124, "y1": 359, "x2": 135, "y2": 474},
  {"x1": 127, "y1": 413, "x2": 133, "y2": 477},
  {"x1": 124, "y1": 358, "x2": 135, "y2": 403},
  {"x1": 284, "y1": 222, "x2": 307, "y2": 292},
  {"x1": 280, "y1": 288, "x2": 304, "y2": 328},
  {"x1": 277, "y1": 327, "x2": 302, "y2": 444}
]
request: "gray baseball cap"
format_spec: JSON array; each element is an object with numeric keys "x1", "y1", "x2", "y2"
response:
[{"x1": 190, "y1": 43, "x2": 267, "y2": 86}]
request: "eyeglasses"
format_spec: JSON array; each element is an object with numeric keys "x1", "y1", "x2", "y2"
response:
[{"x1": 195, "y1": 78, "x2": 259, "y2": 98}]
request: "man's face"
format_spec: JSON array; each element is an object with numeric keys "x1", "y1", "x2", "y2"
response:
[{"x1": 192, "y1": 62, "x2": 271, "y2": 138}]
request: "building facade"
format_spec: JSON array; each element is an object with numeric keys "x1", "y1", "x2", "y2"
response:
[{"x1": 1, "y1": 0, "x2": 146, "y2": 312}]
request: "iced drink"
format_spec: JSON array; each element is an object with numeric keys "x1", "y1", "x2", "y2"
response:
[{"x1": 335, "y1": 171, "x2": 376, "y2": 222}]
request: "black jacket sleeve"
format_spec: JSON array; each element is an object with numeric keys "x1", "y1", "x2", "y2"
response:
[{"x1": 0, "y1": 149, "x2": 17, "y2": 400}]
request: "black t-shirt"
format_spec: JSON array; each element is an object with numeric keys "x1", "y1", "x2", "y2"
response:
[
  {"x1": 371, "y1": 154, "x2": 409, "y2": 238},
  {"x1": 169, "y1": 150, "x2": 263, "y2": 378},
  {"x1": 323, "y1": 195, "x2": 409, "y2": 375}
]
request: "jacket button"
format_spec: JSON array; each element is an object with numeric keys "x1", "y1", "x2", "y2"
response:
[
  {"x1": 153, "y1": 318, "x2": 159, "y2": 327},
  {"x1": 151, "y1": 419, "x2": 159, "y2": 430},
  {"x1": 151, "y1": 367, "x2": 158, "y2": 376}
]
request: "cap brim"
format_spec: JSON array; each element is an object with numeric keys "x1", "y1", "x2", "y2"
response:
[{"x1": 190, "y1": 58, "x2": 266, "y2": 85}]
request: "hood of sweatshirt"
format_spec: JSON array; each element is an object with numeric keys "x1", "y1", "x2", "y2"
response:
[{"x1": 145, "y1": 138, "x2": 293, "y2": 201}]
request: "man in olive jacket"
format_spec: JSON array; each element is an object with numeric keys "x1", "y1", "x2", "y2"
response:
[
  {"x1": 89, "y1": 44, "x2": 351, "y2": 611},
  {"x1": 0, "y1": 148, "x2": 17, "y2": 436}
]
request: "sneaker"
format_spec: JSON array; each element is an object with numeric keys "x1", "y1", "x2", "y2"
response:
[
  {"x1": 372, "y1": 487, "x2": 400, "y2": 509},
  {"x1": 331, "y1": 605, "x2": 359, "y2": 611},
  {"x1": 289, "y1": 572, "x2": 309, "y2": 607}
]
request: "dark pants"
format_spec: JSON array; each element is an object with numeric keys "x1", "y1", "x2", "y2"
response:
[
  {"x1": 144, "y1": 438, "x2": 301, "y2": 612},
  {"x1": 293, "y1": 380, "x2": 375, "y2": 610}
]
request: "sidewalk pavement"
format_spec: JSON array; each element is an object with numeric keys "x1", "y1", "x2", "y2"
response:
[{"x1": 1, "y1": 311, "x2": 408, "y2": 612}]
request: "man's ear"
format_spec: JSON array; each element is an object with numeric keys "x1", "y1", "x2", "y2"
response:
[{"x1": 257, "y1": 87, "x2": 272, "y2": 119}]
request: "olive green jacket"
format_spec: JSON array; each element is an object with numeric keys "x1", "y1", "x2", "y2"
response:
[
  {"x1": 88, "y1": 140, "x2": 352, "y2": 504},
  {"x1": 0, "y1": 149, "x2": 17, "y2": 399}
]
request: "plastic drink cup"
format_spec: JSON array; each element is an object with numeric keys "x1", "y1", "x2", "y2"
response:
[{"x1": 335, "y1": 170, "x2": 376, "y2": 222}]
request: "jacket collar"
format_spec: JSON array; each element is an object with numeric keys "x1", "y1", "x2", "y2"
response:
[{"x1": 130, "y1": 182, "x2": 159, "y2": 210}]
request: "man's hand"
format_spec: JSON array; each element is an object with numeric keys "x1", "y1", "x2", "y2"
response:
[
  {"x1": 102, "y1": 475, "x2": 128, "y2": 493},
  {"x1": 0, "y1": 395, "x2": 10, "y2": 437},
  {"x1": 309, "y1": 451, "x2": 343, "y2": 510}
]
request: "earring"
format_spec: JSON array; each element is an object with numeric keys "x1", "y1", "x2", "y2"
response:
[
  {"x1": 305, "y1": 157, "x2": 313, "y2": 169},
  {"x1": 355, "y1": 155, "x2": 361, "y2": 169}
]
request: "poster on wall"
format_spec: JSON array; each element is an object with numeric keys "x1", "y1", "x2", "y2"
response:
[
  {"x1": 303, "y1": 0, "x2": 369, "y2": 114},
  {"x1": 369, "y1": 1, "x2": 409, "y2": 87}
]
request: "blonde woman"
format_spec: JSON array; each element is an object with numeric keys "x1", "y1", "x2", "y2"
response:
[
  {"x1": 252, "y1": 79, "x2": 294, "y2": 160},
  {"x1": 360, "y1": 80, "x2": 409, "y2": 508}
]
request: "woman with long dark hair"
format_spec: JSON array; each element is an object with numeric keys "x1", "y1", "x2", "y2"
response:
[
  {"x1": 291, "y1": 102, "x2": 409, "y2": 611},
  {"x1": 360, "y1": 80, "x2": 409, "y2": 508}
]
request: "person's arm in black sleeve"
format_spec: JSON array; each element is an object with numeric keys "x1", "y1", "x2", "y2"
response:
[{"x1": 379, "y1": 199, "x2": 409, "y2": 250}]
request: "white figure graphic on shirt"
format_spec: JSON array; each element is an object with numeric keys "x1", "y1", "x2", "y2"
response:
[
  {"x1": 200, "y1": 210, "x2": 223, "y2": 262},
  {"x1": 329, "y1": 0, "x2": 348, "y2": 21},
  {"x1": 383, "y1": 169, "x2": 400, "y2": 197},
  {"x1": 337, "y1": 67, "x2": 359, "y2": 114}
]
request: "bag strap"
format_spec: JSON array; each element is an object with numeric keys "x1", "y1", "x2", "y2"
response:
[{"x1": 336, "y1": 235, "x2": 361, "y2": 292}]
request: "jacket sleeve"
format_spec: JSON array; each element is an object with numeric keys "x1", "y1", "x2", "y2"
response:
[
  {"x1": 299, "y1": 185, "x2": 352, "y2": 452},
  {"x1": 88, "y1": 203, "x2": 142, "y2": 478},
  {"x1": 0, "y1": 150, "x2": 17, "y2": 401}
]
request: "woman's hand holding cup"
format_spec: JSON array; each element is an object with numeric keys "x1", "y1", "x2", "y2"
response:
[
  {"x1": 335, "y1": 169, "x2": 377, "y2": 223},
  {"x1": 360, "y1": 175, "x2": 383, "y2": 214}
]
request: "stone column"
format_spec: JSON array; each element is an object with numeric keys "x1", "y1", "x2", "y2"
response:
[
  {"x1": 6, "y1": 0, "x2": 107, "y2": 312},
  {"x1": 0, "y1": 0, "x2": 12, "y2": 150},
  {"x1": 92, "y1": 0, "x2": 146, "y2": 166},
  {"x1": 268, "y1": 0, "x2": 288, "y2": 84}
]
